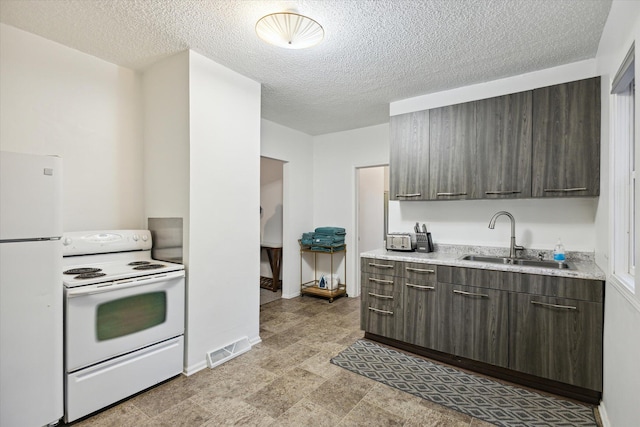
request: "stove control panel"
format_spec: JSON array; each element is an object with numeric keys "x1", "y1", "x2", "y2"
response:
[{"x1": 62, "y1": 230, "x2": 152, "y2": 256}]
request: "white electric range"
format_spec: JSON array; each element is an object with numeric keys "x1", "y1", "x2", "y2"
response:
[{"x1": 62, "y1": 230, "x2": 185, "y2": 423}]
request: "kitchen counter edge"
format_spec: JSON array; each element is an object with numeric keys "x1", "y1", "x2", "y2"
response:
[{"x1": 360, "y1": 249, "x2": 606, "y2": 281}]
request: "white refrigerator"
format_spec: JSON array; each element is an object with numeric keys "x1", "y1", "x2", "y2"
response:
[{"x1": 0, "y1": 151, "x2": 63, "y2": 426}]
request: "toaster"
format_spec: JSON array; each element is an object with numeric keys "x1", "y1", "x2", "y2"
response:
[{"x1": 386, "y1": 233, "x2": 416, "y2": 251}]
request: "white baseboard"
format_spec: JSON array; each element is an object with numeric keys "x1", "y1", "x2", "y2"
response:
[
  {"x1": 598, "y1": 401, "x2": 611, "y2": 427},
  {"x1": 183, "y1": 360, "x2": 207, "y2": 376}
]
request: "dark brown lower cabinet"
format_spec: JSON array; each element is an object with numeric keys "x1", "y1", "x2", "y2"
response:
[
  {"x1": 436, "y1": 283, "x2": 509, "y2": 368},
  {"x1": 360, "y1": 257, "x2": 604, "y2": 402},
  {"x1": 509, "y1": 293, "x2": 603, "y2": 391}
]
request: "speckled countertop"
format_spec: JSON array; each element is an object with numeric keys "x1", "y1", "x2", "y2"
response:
[{"x1": 361, "y1": 244, "x2": 606, "y2": 281}]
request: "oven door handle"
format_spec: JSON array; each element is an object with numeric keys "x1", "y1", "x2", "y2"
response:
[{"x1": 66, "y1": 270, "x2": 185, "y2": 298}]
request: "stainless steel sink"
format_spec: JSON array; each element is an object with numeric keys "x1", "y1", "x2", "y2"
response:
[{"x1": 460, "y1": 255, "x2": 572, "y2": 269}]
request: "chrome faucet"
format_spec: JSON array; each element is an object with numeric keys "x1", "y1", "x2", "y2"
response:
[{"x1": 488, "y1": 211, "x2": 525, "y2": 259}]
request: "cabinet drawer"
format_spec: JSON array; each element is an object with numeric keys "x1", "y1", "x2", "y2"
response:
[
  {"x1": 361, "y1": 258, "x2": 402, "y2": 276},
  {"x1": 362, "y1": 273, "x2": 399, "y2": 290},
  {"x1": 403, "y1": 262, "x2": 437, "y2": 283},
  {"x1": 361, "y1": 281, "x2": 403, "y2": 341}
]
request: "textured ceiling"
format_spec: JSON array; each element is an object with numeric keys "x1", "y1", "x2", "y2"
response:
[{"x1": 0, "y1": 0, "x2": 612, "y2": 136}]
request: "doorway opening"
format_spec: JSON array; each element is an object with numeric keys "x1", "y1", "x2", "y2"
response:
[
  {"x1": 260, "y1": 157, "x2": 284, "y2": 305},
  {"x1": 355, "y1": 165, "x2": 389, "y2": 297}
]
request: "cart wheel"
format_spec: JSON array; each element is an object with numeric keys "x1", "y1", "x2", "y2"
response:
[
  {"x1": 345, "y1": 294, "x2": 349, "y2": 297},
  {"x1": 329, "y1": 298, "x2": 334, "y2": 303}
]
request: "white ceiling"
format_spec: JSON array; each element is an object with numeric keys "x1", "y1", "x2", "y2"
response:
[{"x1": 0, "y1": 0, "x2": 612, "y2": 136}]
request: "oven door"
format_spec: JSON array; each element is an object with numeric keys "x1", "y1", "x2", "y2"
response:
[{"x1": 65, "y1": 270, "x2": 185, "y2": 372}]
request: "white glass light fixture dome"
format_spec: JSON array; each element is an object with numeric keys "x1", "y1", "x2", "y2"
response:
[{"x1": 256, "y1": 12, "x2": 324, "y2": 49}]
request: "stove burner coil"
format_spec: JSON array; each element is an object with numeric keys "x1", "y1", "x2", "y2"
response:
[
  {"x1": 133, "y1": 264, "x2": 164, "y2": 270},
  {"x1": 127, "y1": 261, "x2": 151, "y2": 266},
  {"x1": 74, "y1": 272, "x2": 107, "y2": 279},
  {"x1": 64, "y1": 267, "x2": 102, "y2": 275}
]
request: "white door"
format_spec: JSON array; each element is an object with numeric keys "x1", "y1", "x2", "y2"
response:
[{"x1": 357, "y1": 166, "x2": 388, "y2": 296}]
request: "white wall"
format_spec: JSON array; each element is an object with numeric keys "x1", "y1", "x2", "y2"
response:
[
  {"x1": 389, "y1": 198, "x2": 598, "y2": 252},
  {"x1": 312, "y1": 124, "x2": 390, "y2": 297},
  {"x1": 188, "y1": 51, "x2": 261, "y2": 373},
  {"x1": 594, "y1": 2, "x2": 640, "y2": 426},
  {"x1": 260, "y1": 157, "x2": 283, "y2": 278},
  {"x1": 143, "y1": 51, "x2": 261, "y2": 374},
  {"x1": 0, "y1": 24, "x2": 144, "y2": 231},
  {"x1": 260, "y1": 119, "x2": 314, "y2": 298}
]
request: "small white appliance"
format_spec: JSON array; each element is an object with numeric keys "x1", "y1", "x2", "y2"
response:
[
  {"x1": 0, "y1": 151, "x2": 64, "y2": 427},
  {"x1": 62, "y1": 230, "x2": 185, "y2": 423}
]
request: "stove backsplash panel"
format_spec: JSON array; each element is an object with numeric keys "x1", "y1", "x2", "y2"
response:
[{"x1": 148, "y1": 217, "x2": 183, "y2": 264}]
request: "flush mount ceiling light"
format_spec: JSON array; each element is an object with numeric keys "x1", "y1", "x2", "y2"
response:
[{"x1": 256, "y1": 12, "x2": 324, "y2": 49}]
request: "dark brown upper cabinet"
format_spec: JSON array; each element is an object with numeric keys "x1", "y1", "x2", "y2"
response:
[
  {"x1": 388, "y1": 76, "x2": 600, "y2": 201},
  {"x1": 474, "y1": 92, "x2": 533, "y2": 198},
  {"x1": 532, "y1": 77, "x2": 601, "y2": 197},
  {"x1": 428, "y1": 102, "x2": 476, "y2": 199},
  {"x1": 389, "y1": 110, "x2": 430, "y2": 201}
]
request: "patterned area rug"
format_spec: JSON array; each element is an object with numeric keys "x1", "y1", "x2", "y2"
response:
[{"x1": 330, "y1": 339, "x2": 597, "y2": 427}]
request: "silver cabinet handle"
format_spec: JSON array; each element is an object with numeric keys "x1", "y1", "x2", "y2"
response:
[
  {"x1": 453, "y1": 289, "x2": 488, "y2": 298},
  {"x1": 368, "y1": 292, "x2": 393, "y2": 299},
  {"x1": 368, "y1": 307, "x2": 393, "y2": 315},
  {"x1": 543, "y1": 187, "x2": 587, "y2": 193},
  {"x1": 406, "y1": 267, "x2": 435, "y2": 274},
  {"x1": 531, "y1": 300, "x2": 577, "y2": 310},
  {"x1": 369, "y1": 277, "x2": 394, "y2": 284},
  {"x1": 437, "y1": 192, "x2": 467, "y2": 196},
  {"x1": 485, "y1": 190, "x2": 521, "y2": 195},
  {"x1": 369, "y1": 263, "x2": 393, "y2": 269},
  {"x1": 406, "y1": 283, "x2": 435, "y2": 290},
  {"x1": 396, "y1": 193, "x2": 421, "y2": 197}
]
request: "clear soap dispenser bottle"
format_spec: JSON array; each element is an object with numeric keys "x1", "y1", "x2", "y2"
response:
[{"x1": 553, "y1": 238, "x2": 566, "y2": 262}]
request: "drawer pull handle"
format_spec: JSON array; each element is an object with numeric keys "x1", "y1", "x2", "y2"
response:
[
  {"x1": 368, "y1": 307, "x2": 393, "y2": 315},
  {"x1": 406, "y1": 283, "x2": 435, "y2": 290},
  {"x1": 406, "y1": 267, "x2": 435, "y2": 273},
  {"x1": 485, "y1": 190, "x2": 521, "y2": 195},
  {"x1": 396, "y1": 193, "x2": 421, "y2": 197},
  {"x1": 531, "y1": 301, "x2": 577, "y2": 310},
  {"x1": 543, "y1": 187, "x2": 587, "y2": 193},
  {"x1": 369, "y1": 278, "x2": 394, "y2": 284},
  {"x1": 368, "y1": 292, "x2": 393, "y2": 300},
  {"x1": 369, "y1": 263, "x2": 393, "y2": 269},
  {"x1": 437, "y1": 192, "x2": 467, "y2": 197},
  {"x1": 453, "y1": 289, "x2": 488, "y2": 298}
]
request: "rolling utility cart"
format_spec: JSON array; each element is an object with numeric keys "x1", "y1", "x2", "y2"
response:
[{"x1": 299, "y1": 240, "x2": 347, "y2": 302}]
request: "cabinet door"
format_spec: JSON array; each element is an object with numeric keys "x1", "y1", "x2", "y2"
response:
[
  {"x1": 360, "y1": 274, "x2": 403, "y2": 340},
  {"x1": 475, "y1": 92, "x2": 532, "y2": 198},
  {"x1": 403, "y1": 279, "x2": 438, "y2": 348},
  {"x1": 532, "y1": 77, "x2": 600, "y2": 197},
  {"x1": 429, "y1": 102, "x2": 476, "y2": 199},
  {"x1": 509, "y1": 293, "x2": 603, "y2": 391},
  {"x1": 389, "y1": 111, "x2": 430, "y2": 200},
  {"x1": 436, "y1": 282, "x2": 509, "y2": 367}
]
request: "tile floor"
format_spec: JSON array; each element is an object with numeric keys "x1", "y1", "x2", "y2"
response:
[{"x1": 67, "y1": 295, "x2": 584, "y2": 426}]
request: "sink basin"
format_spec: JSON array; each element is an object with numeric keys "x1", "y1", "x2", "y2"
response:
[
  {"x1": 461, "y1": 255, "x2": 510, "y2": 264},
  {"x1": 460, "y1": 255, "x2": 572, "y2": 269}
]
